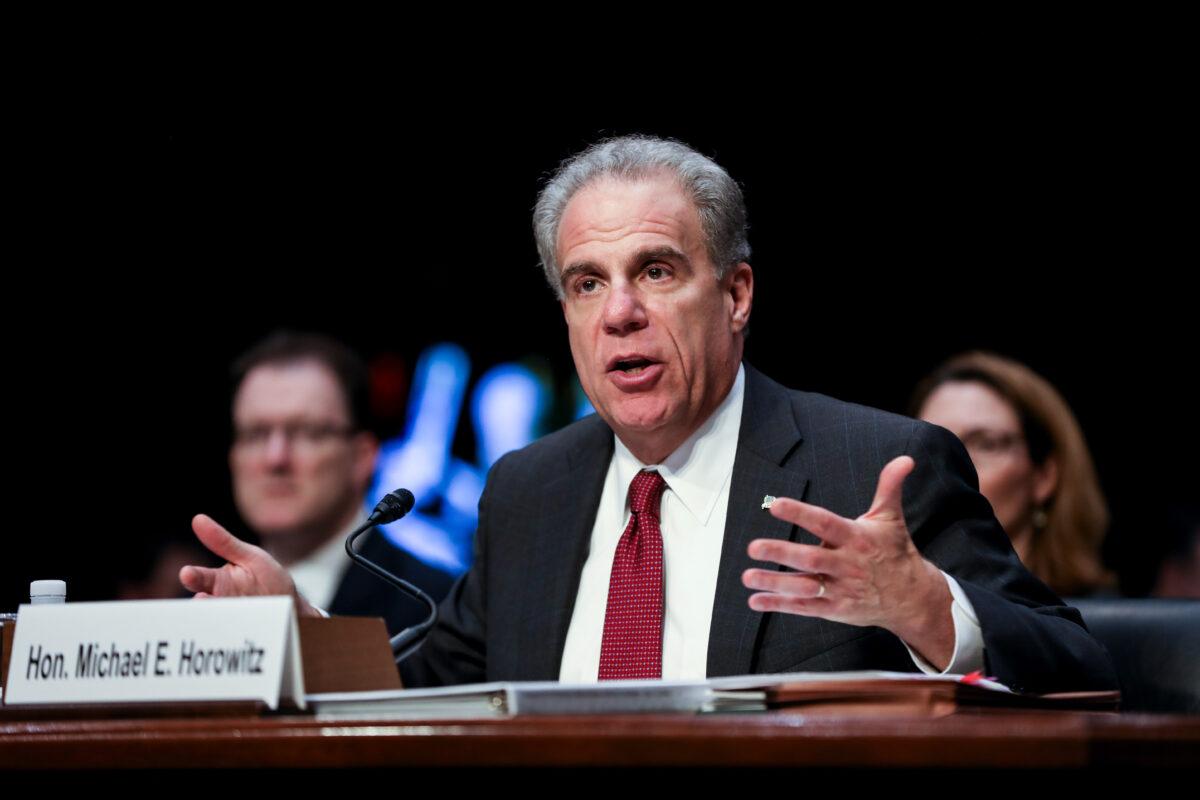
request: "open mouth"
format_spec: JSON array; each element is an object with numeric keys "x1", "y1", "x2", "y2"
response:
[{"x1": 611, "y1": 358, "x2": 656, "y2": 375}]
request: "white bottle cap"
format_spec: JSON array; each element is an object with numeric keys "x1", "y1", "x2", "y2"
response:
[{"x1": 30, "y1": 580, "x2": 67, "y2": 604}]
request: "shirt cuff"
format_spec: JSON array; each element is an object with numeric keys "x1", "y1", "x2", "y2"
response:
[{"x1": 903, "y1": 571, "x2": 984, "y2": 675}]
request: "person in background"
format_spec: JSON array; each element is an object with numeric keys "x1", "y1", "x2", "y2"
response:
[
  {"x1": 911, "y1": 351, "x2": 1115, "y2": 596},
  {"x1": 228, "y1": 331, "x2": 453, "y2": 633},
  {"x1": 1152, "y1": 504, "x2": 1200, "y2": 598}
]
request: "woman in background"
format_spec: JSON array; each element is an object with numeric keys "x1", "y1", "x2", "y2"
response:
[{"x1": 911, "y1": 352, "x2": 1115, "y2": 596}]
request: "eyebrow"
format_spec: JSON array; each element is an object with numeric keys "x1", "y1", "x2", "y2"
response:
[{"x1": 559, "y1": 245, "x2": 691, "y2": 291}]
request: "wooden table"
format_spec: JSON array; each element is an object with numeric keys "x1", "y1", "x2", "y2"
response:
[{"x1": 2, "y1": 708, "x2": 1197, "y2": 773}]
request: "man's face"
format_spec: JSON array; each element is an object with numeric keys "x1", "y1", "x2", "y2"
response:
[
  {"x1": 230, "y1": 360, "x2": 375, "y2": 543},
  {"x1": 557, "y1": 175, "x2": 752, "y2": 461}
]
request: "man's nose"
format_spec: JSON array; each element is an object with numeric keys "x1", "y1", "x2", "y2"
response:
[
  {"x1": 262, "y1": 428, "x2": 293, "y2": 467},
  {"x1": 601, "y1": 283, "x2": 648, "y2": 335}
]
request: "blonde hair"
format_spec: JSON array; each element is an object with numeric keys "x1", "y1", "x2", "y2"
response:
[{"x1": 911, "y1": 352, "x2": 1115, "y2": 596}]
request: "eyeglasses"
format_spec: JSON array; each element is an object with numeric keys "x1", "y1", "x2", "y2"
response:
[
  {"x1": 958, "y1": 429, "x2": 1026, "y2": 466},
  {"x1": 232, "y1": 421, "x2": 357, "y2": 453}
]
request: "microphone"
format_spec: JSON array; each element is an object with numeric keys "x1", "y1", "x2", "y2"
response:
[
  {"x1": 345, "y1": 489, "x2": 438, "y2": 664},
  {"x1": 368, "y1": 489, "x2": 416, "y2": 525}
]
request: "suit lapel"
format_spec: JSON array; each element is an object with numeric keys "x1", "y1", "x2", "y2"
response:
[
  {"x1": 515, "y1": 416, "x2": 614, "y2": 681},
  {"x1": 515, "y1": 366, "x2": 826, "y2": 680},
  {"x1": 706, "y1": 364, "x2": 815, "y2": 677},
  {"x1": 329, "y1": 529, "x2": 382, "y2": 616}
]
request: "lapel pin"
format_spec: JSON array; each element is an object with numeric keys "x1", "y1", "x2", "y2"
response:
[{"x1": 761, "y1": 495, "x2": 776, "y2": 510}]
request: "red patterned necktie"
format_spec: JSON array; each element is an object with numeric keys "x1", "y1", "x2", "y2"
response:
[{"x1": 598, "y1": 469, "x2": 668, "y2": 680}]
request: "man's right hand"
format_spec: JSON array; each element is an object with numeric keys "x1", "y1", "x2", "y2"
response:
[{"x1": 180, "y1": 514, "x2": 323, "y2": 618}]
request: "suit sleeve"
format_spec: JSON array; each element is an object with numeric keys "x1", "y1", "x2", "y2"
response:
[
  {"x1": 398, "y1": 455, "x2": 509, "y2": 688},
  {"x1": 903, "y1": 421, "x2": 1118, "y2": 694}
]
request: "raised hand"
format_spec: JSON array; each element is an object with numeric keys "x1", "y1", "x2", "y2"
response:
[
  {"x1": 180, "y1": 514, "x2": 322, "y2": 617},
  {"x1": 741, "y1": 456, "x2": 955, "y2": 669}
]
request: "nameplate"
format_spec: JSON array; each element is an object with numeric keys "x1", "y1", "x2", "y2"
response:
[{"x1": 3, "y1": 596, "x2": 304, "y2": 710}]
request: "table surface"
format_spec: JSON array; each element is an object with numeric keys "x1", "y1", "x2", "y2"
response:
[{"x1": 2, "y1": 707, "x2": 1198, "y2": 770}]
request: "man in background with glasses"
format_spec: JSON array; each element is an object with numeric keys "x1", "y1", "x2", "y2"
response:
[{"x1": 227, "y1": 331, "x2": 452, "y2": 634}]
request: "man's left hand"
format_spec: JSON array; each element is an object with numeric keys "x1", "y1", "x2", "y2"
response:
[{"x1": 741, "y1": 455, "x2": 956, "y2": 670}]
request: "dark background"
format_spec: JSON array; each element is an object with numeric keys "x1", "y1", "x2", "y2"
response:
[{"x1": 6, "y1": 79, "x2": 1192, "y2": 610}]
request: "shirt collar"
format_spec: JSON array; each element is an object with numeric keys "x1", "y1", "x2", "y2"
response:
[
  {"x1": 612, "y1": 362, "x2": 745, "y2": 526},
  {"x1": 292, "y1": 512, "x2": 365, "y2": 576}
]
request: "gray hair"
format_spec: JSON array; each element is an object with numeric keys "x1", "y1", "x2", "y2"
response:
[{"x1": 533, "y1": 135, "x2": 751, "y2": 299}]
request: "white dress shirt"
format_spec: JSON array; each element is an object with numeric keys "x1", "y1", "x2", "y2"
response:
[
  {"x1": 559, "y1": 363, "x2": 984, "y2": 682},
  {"x1": 288, "y1": 515, "x2": 365, "y2": 610}
]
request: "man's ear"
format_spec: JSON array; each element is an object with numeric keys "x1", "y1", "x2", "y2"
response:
[
  {"x1": 727, "y1": 262, "x2": 754, "y2": 333},
  {"x1": 352, "y1": 432, "x2": 381, "y2": 493}
]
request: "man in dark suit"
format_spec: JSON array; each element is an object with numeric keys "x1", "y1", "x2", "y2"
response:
[
  {"x1": 397, "y1": 363, "x2": 1113, "y2": 693},
  {"x1": 224, "y1": 331, "x2": 452, "y2": 635},
  {"x1": 184, "y1": 138, "x2": 1115, "y2": 693}
]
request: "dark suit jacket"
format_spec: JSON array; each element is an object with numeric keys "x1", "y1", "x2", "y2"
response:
[
  {"x1": 330, "y1": 528, "x2": 454, "y2": 636},
  {"x1": 401, "y1": 365, "x2": 1117, "y2": 694}
]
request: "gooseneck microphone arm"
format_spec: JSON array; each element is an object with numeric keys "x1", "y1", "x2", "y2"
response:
[{"x1": 344, "y1": 489, "x2": 439, "y2": 664}]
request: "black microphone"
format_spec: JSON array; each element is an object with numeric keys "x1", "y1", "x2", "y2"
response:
[
  {"x1": 368, "y1": 489, "x2": 416, "y2": 525},
  {"x1": 345, "y1": 488, "x2": 438, "y2": 664}
]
